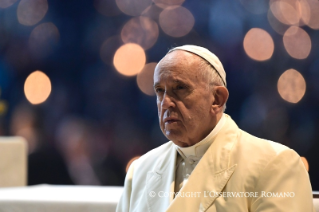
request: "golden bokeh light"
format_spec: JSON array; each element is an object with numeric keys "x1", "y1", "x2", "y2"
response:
[
  {"x1": 121, "y1": 16, "x2": 159, "y2": 50},
  {"x1": 153, "y1": 0, "x2": 184, "y2": 9},
  {"x1": 269, "y1": 0, "x2": 310, "y2": 26},
  {"x1": 301, "y1": 157, "x2": 309, "y2": 171},
  {"x1": 126, "y1": 156, "x2": 140, "y2": 172},
  {"x1": 113, "y1": 43, "x2": 146, "y2": 76},
  {"x1": 283, "y1": 26, "x2": 311, "y2": 59},
  {"x1": 141, "y1": 5, "x2": 163, "y2": 21},
  {"x1": 267, "y1": 9, "x2": 289, "y2": 35},
  {"x1": 277, "y1": 69, "x2": 306, "y2": 103},
  {"x1": 306, "y1": 0, "x2": 319, "y2": 29},
  {"x1": 243, "y1": 28, "x2": 274, "y2": 61},
  {"x1": 116, "y1": 0, "x2": 152, "y2": 16},
  {"x1": 281, "y1": 2, "x2": 300, "y2": 25},
  {"x1": 295, "y1": 0, "x2": 311, "y2": 25},
  {"x1": 28, "y1": 22, "x2": 59, "y2": 58},
  {"x1": 24, "y1": 71, "x2": 52, "y2": 105},
  {"x1": 270, "y1": 1, "x2": 297, "y2": 25},
  {"x1": 0, "y1": 0, "x2": 18, "y2": 8},
  {"x1": 17, "y1": 0, "x2": 48, "y2": 26},
  {"x1": 0, "y1": 100, "x2": 7, "y2": 116},
  {"x1": 137, "y1": 62, "x2": 157, "y2": 96},
  {"x1": 93, "y1": 0, "x2": 121, "y2": 16},
  {"x1": 159, "y1": 6, "x2": 194, "y2": 37}
]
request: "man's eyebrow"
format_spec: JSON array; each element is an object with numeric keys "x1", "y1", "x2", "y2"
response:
[
  {"x1": 173, "y1": 79, "x2": 186, "y2": 84},
  {"x1": 153, "y1": 79, "x2": 188, "y2": 87},
  {"x1": 153, "y1": 82, "x2": 161, "y2": 88}
]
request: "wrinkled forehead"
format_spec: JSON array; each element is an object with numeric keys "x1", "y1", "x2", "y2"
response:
[
  {"x1": 154, "y1": 50, "x2": 204, "y2": 83},
  {"x1": 155, "y1": 50, "x2": 198, "y2": 75},
  {"x1": 160, "y1": 50, "x2": 197, "y2": 65}
]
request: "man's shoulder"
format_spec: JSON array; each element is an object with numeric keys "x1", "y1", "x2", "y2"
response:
[
  {"x1": 223, "y1": 114, "x2": 291, "y2": 157},
  {"x1": 133, "y1": 141, "x2": 174, "y2": 169},
  {"x1": 238, "y1": 129, "x2": 290, "y2": 155},
  {"x1": 228, "y1": 129, "x2": 303, "y2": 185},
  {"x1": 234, "y1": 129, "x2": 298, "y2": 168}
]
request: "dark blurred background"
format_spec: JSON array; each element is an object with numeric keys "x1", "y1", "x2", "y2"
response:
[{"x1": 0, "y1": 0, "x2": 318, "y2": 189}]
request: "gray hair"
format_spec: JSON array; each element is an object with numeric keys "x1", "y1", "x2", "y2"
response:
[{"x1": 198, "y1": 58, "x2": 227, "y2": 112}]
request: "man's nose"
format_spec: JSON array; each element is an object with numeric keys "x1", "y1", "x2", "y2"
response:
[{"x1": 161, "y1": 93, "x2": 175, "y2": 109}]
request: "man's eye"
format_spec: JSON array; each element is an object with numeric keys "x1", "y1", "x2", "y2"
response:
[
  {"x1": 175, "y1": 85, "x2": 185, "y2": 90},
  {"x1": 155, "y1": 88, "x2": 164, "y2": 93}
]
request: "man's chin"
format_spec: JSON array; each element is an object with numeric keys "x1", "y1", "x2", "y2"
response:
[
  {"x1": 164, "y1": 129, "x2": 180, "y2": 139},
  {"x1": 163, "y1": 130, "x2": 189, "y2": 147},
  {"x1": 173, "y1": 141, "x2": 190, "y2": 147}
]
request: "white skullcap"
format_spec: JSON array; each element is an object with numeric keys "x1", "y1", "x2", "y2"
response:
[{"x1": 168, "y1": 45, "x2": 226, "y2": 86}]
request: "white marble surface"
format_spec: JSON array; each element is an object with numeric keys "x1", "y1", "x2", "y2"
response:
[
  {"x1": 314, "y1": 191, "x2": 319, "y2": 212},
  {"x1": 0, "y1": 185, "x2": 123, "y2": 212},
  {"x1": 314, "y1": 199, "x2": 319, "y2": 212},
  {"x1": 0, "y1": 136, "x2": 27, "y2": 187}
]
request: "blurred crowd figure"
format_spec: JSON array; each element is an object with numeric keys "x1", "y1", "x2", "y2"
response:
[
  {"x1": 56, "y1": 116, "x2": 125, "y2": 185},
  {"x1": 9, "y1": 102, "x2": 125, "y2": 186}
]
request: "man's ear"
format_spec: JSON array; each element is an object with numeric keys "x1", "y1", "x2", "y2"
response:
[{"x1": 211, "y1": 86, "x2": 229, "y2": 113}]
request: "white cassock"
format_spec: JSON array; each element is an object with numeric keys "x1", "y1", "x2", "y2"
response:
[
  {"x1": 116, "y1": 114, "x2": 315, "y2": 212},
  {"x1": 174, "y1": 114, "x2": 226, "y2": 193}
]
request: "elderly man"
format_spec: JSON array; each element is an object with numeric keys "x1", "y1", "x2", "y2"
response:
[{"x1": 116, "y1": 45, "x2": 314, "y2": 212}]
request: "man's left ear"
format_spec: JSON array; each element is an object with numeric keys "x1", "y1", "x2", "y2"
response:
[{"x1": 211, "y1": 86, "x2": 229, "y2": 113}]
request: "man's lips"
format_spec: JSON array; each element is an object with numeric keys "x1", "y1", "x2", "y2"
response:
[{"x1": 164, "y1": 117, "x2": 179, "y2": 124}]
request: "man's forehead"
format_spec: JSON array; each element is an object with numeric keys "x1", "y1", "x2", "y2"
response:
[
  {"x1": 156, "y1": 51, "x2": 196, "y2": 69},
  {"x1": 161, "y1": 50, "x2": 198, "y2": 63},
  {"x1": 155, "y1": 50, "x2": 199, "y2": 73},
  {"x1": 154, "y1": 52, "x2": 203, "y2": 84}
]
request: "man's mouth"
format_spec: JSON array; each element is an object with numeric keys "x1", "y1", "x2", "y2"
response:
[{"x1": 164, "y1": 118, "x2": 179, "y2": 124}]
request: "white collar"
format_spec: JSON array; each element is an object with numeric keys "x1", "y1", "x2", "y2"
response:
[{"x1": 175, "y1": 113, "x2": 226, "y2": 161}]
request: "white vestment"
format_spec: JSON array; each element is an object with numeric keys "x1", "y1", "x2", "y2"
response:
[{"x1": 116, "y1": 114, "x2": 314, "y2": 212}]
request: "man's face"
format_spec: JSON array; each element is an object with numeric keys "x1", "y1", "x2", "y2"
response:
[{"x1": 154, "y1": 50, "x2": 217, "y2": 147}]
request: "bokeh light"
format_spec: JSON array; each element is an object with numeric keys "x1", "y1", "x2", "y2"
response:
[
  {"x1": 283, "y1": 26, "x2": 311, "y2": 59},
  {"x1": 28, "y1": 22, "x2": 60, "y2": 58},
  {"x1": 295, "y1": 0, "x2": 311, "y2": 25},
  {"x1": 280, "y1": 2, "x2": 300, "y2": 25},
  {"x1": 159, "y1": 6, "x2": 194, "y2": 37},
  {"x1": 243, "y1": 28, "x2": 274, "y2": 61},
  {"x1": 267, "y1": 9, "x2": 289, "y2": 35},
  {"x1": 306, "y1": 0, "x2": 319, "y2": 29},
  {"x1": 270, "y1": 1, "x2": 297, "y2": 26},
  {"x1": 137, "y1": 62, "x2": 157, "y2": 96},
  {"x1": 121, "y1": 16, "x2": 159, "y2": 50},
  {"x1": 100, "y1": 36, "x2": 123, "y2": 65},
  {"x1": 126, "y1": 156, "x2": 140, "y2": 172},
  {"x1": 113, "y1": 43, "x2": 146, "y2": 76},
  {"x1": 93, "y1": 0, "x2": 121, "y2": 16},
  {"x1": 116, "y1": 0, "x2": 152, "y2": 16},
  {"x1": 17, "y1": 0, "x2": 48, "y2": 26},
  {"x1": 0, "y1": 0, "x2": 18, "y2": 8},
  {"x1": 24, "y1": 71, "x2": 52, "y2": 105},
  {"x1": 153, "y1": 0, "x2": 184, "y2": 9},
  {"x1": 141, "y1": 5, "x2": 163, "y2": 21},
  {"x1": 277, "y1": 69, "x2": 306, "y2": 103},
  {"x1": 0, "y1": 100, "x2": 7, "y2": 116},
  {"x1": 301, "y1": 157, "x2": 309, "y2": 171},
  {"x1": 269, "y1": 0, "x2": 310, "y2": 26}
]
